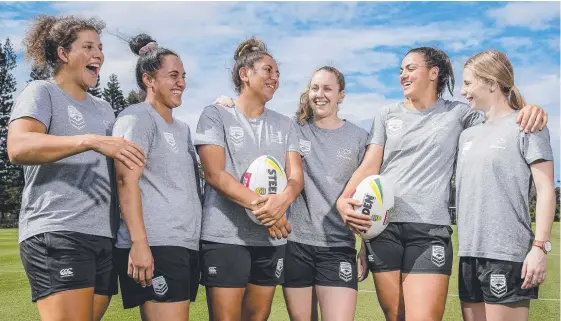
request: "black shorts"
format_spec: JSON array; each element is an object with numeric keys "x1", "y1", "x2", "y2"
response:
[
  {"x1": 365, "y1": 222, "x2": 453, "y2": 275},
  {"x1": 284, "y1": 241, "x2": 358, "y2": 290},
  {"x1": 199, "y1": 241, "x2": 285, "y2": 287},
  {"x1": 19, "y1": 231, "x2": 113, "y2": 302},
  {"x1": 459, "y1": 257, "x2": 538, "y2": 304},
  {"x1": 111, "y1": 246, "x2": 200, "y2": 309}
]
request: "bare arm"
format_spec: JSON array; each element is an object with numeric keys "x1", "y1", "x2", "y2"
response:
[
  {"x1": 522, "y1": 160, "x2": 555, "y2": 289},
  {"x1": 198, "y1": 144, "x2": 260, "y2": 209},
  {"x1": 8, "y1": 117, "x2": 145, "y2": 169},
  {"x1": 115, "y1": 158, "x2": 154, "y2": 288}
]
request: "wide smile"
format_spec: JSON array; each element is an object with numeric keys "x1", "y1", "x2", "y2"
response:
[
  {"x1": 86, "y1": 63, "x2": 100, "y2": 77},
  {"x1": 402, "y1": 81, "x2": 412, "y2": 89},
  {"x1": 171, "y1": 89, "x2": 183, "y2": 96}
]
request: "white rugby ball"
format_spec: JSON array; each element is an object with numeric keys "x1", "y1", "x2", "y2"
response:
[
  {"x1": 351, "y1": 175, "x2": 395, "y2": 240},
  {"x1": 242, "y1": 155, "x2": 288, "y2": 225}
]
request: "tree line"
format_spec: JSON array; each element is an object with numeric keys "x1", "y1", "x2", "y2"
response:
[{"x1": 0, "y1": 36, "x2": 559, "y2": 227}]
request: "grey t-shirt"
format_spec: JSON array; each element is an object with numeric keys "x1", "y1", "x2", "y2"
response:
[
  {"x1": 9, "y1": 80, "x2": 117, "y2": 243},
  {"x1": 112, "y1": 103, "x2": 202, "y2": 250},
  {"x1": 369, "y1": 98, "x2": 483, "y2": 226},
  {"x1": 288, "y1": 120, "x2": 368, "y2": 248},
  {"x1": 194, "y1": 104, "x2": 299, "y2": 246},
  {"x1": 456, "y1": 111, "x2": 553, "y2": 262}
]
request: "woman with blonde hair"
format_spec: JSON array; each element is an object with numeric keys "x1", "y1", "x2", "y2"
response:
[{"x1": 456, "y1": 50, "x2": 555, "y2": 321}]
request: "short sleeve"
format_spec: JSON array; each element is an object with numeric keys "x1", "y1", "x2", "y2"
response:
[
  {"x1": 9, "y1": 81, "x2": 53, "y2": 129},
  {"x1": 112, "y1": 110, "x2": 154, "y2": 156},
  {"x1": 368, "y1": 107, "x2": 387, "y2": 146},
  {"x1": 519, "y1": 126, "x2": 554, "y2": 165},
  {"x1": 194, "y1": 105, "x2": 225, "y2": 147},
  {"x1": 459, "y1": 103, "x2": 484, "y2": 129},
  {"x1": 287, "y1": 119, "x2": 302, "y2": 156}
]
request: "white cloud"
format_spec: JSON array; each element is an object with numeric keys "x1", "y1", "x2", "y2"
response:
[
  {"x1": 498, "y1": 37, "x2": 533, "y2": 52},
  {"x1": 487, "y1": 2, "x2": 560, "y2": 31}
]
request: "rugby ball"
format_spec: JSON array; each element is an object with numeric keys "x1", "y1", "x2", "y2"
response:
[
  {"x1": 242, "y1": 155, "x2": 288, "y2": 225},
  {"x1": 351, "y1": 175, "x2": 395, "y2": 240}
]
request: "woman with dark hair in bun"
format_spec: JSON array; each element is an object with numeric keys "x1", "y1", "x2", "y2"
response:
[
  {"x1": 336, "y1": 47, "x2": 548, "y2": 321},
  {"x1": 110, "y1": 34, "x2": 202, "y2": 320},
  {"x1": 8, "y1": 15, "x2": 146, "y2": 321},
  {"x1": 195, "y1": 37, "x2": 304, "y2": 321}
]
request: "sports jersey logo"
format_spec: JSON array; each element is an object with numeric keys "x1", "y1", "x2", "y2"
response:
[
  {"x1": 490, "y1": 137, "x2": 507, "y2": 150},
  {"x1": 68, "y1": 105, "x2": 86, "y2": 130},
  {"x1": 490, "y1": 274, "x2": 507, "y2": 298},
  {"x1": 339, "y1": 262, "x2": 353, "y2": 282},
  {"x1": 431, "y1": 245, "x2": 445, "y2": 267},
  {"x1": 152, "y1": 276, "x2": 169, "y2": 296},
  {"x1": 229, "y1": 126, "x2": 244, "y2": 144},
  {"x1": 163, "y1": 132, "x2": 179, "y2": 153},
  {"x1": 59, "y1": 268, "x2": 74, "y2": 278},
  {"x1": 270, "y1": 128, "x2": 284, "y2": 144},
  {"x1": 337, "y1": 148, "x2": 352, "y2": 160},
  {"x1": 299, "y1": 139, "x2": 311, "y2": 155},
  {"x1": 275, "y1": 258, "x2": 284, "y2": 279},
  {"x1": 387, "y1": 119, "x2": 403, "y2": 137},
  {"x1": 461, "y1": 141, "x2": 473, "y2": 156}
]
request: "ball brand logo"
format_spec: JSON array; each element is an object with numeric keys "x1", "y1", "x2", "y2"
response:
[
  {"x1": 361, "y1": 194, "x2": 375, "y2": 215},
  {"x1": 267, "y1": 169, "x2": 278, "y2": 194},
  {"x1": 242, "y1": 173, "x2": 252, "y2": 187}
]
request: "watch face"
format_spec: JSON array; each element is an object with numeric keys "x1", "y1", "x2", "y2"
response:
[{"x1": 544, "y1": 241, "x2": 552, "y2": 252}]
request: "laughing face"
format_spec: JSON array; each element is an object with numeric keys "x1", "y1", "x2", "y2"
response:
[
  {"x1": 308, "y1": 69, "x2": 344, "y2": 120},
  {"x1": 461, "y1": 67, "x2": 493, "y2": 112},
  {"x1": 150, "y1": 55, "x2": 186, "y2": 109},
  {"x1": 243, "y1": 55, "x2": 280, "y2": 102},
  {"x1": 61, "y1": 29, "x2": 104, "y2": 89},
  {"x1": 399, "y1": 52, "x2": 438, "y2": 100}
]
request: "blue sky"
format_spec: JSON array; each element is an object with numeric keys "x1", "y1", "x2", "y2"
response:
[{"x1": 1, "y1": 1, "x2": 560, "y2": 183}]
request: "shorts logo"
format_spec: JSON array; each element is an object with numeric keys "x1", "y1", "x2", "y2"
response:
[
  {"x1": 367, "y1": 255, "x2": 375, "y2": 262},
  {"x1": 299, "y1": 139, "x2": 311, "y2": 155},
  {"x1": 152, "y1": 276, "x2": 168, "y2": 296},
  {"x1": 275, "y1": 258, "x2": 284, "y2": 279},
  {"x1": 490, "y1": 274, "x2": 507, "y2": 298},
  {"x1": 163, "y1": 132, "x2": 179, "y2": 153},
  {"x1": 59, "y1": 268, "x2": 73, "y2": 278},
  {"x1": 387, "y1": 119, "x2": 403, "y2": 137},
  {"x1": 68, "y1": 105, "x2": 86, "y2": 130},
  {"x1": 431, "y1": 245, "x2": 445, "y2": 267},
  {"x1": 229, "y1": 126, "x2": 244, "y2": 144},
  {"x1": 339, "y1": 262, "x2": 353, "y2": 282},
  {"x1": 208, "y1": 266, "x2": 217, "y2": 275},
  {"x1": 337, "y1": 148, "x2": 352, "y2": 160}
]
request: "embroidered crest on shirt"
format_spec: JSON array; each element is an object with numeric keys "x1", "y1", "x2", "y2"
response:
[
  {"x1": 67, "y1": 105, "x2": 86, "y2": 130},
  {"x1": 490, "y1": 137, "x2": 507, "y2": 150},
  {"x1": 299, "y1": 139, "x2": 311, "y2": 155},
  {"x1": 387, "y1": 119, "x2": 403, "y2": 137},
  {"x1": 339, "y1": 262, "x2": 353, "y2": 282},
  {"x1": 270, "y1": 128, "x2": 284, "y2": 144},
  {"x1": 152, "y1": 276, "x2": 169, "y2": 296},
  {"x1": 163, "y1": 132, "x2": 179, "y2": 153},
  {"x1": 229, "y1": 126, "x2": 244, "y2": 144},
  {"x1": 431, "y1": 245, "x2": 445, "y2": 267},
  {"x1": 337, "y1": 148, "x2": 352, "y2": 160},
  {"x1": 490, "y1": 274, "x2": 507, "y2": 298}
]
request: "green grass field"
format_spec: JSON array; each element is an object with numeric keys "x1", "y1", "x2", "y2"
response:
[{"x1": 0, "y1": 224, "x2": 559, "y2": 320}]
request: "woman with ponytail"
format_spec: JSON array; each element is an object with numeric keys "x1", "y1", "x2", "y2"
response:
[
  {"x1": 456, "y1": 50, "x2": 554, "y2": 321},
  {"x1": 110, "y1": 34, "x2": 202, "y2": 321},
  {"x1": 8, "y1": 15, "x2": 145, "y2": 321},
  {"x1": 336, "y1": 47, "x2": 548, "y2": 321},
  {"x1": 195, "y1": 37, "x2": 304, "y2": 321}
]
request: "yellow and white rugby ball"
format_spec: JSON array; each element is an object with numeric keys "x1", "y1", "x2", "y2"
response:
[
  {"x1": 242, "y1": 155, "x2": 288, "y2": 225},
  {"x1": 351, "y1": 175, "x2": 395, "y2": 240}
]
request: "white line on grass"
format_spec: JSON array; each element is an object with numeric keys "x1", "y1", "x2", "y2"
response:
[{"x1": 358, "y1": 290, "x2": 560, "y2": 301}]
